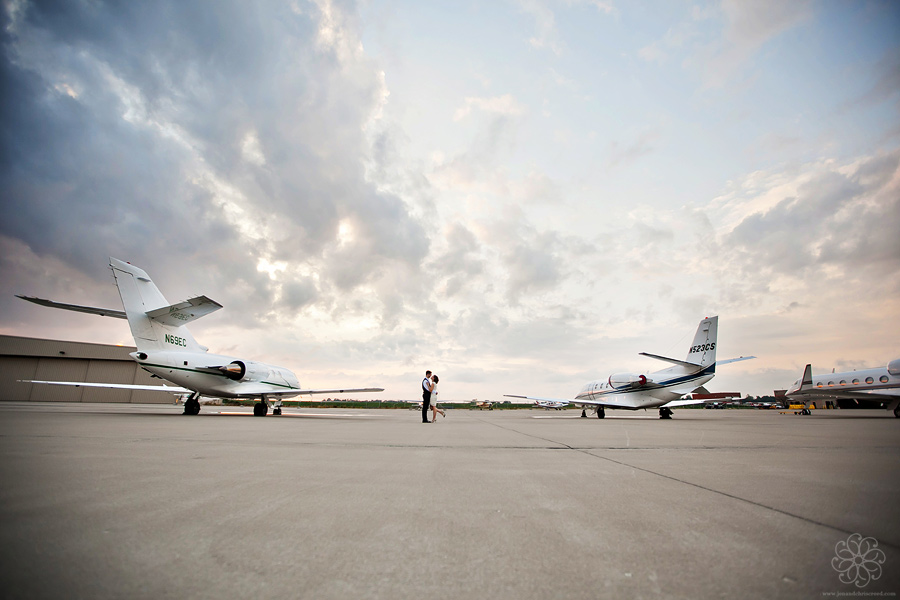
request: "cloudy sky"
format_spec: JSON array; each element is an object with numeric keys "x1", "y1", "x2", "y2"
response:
[{"x1": 2, "y1": 0, "x2": 898, "y2": 402}]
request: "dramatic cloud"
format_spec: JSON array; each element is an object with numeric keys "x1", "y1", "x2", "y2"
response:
[{"x1": 0, "y1": 0, "x2": 428, "y2": 332}]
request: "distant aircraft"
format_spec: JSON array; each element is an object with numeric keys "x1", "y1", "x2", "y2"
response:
[
  {"x1": 17, "y1": 258, "x2": 383, "y2": 416},
  {"x1": 471, "y1": 399, "x2": 495, "y2": 410},
  {"x1": 786, "y1": 360, "x2": 900, "y2": 417},
  {"x1": 534, "y1": 399, "x2": 567, "y2": 410},
  {"x1": 506, "y1": 316, "x2": 753, "y2": 419}
]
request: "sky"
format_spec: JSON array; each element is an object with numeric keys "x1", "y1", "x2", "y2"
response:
[{"x1": 1, "y1": 0, "x2": 898, "y2": 402}]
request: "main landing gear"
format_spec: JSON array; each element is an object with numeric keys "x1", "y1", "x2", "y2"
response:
[
  {"x1": 581, "y1": 407, "x2": 606, "y2": 418},
  {"x1": 183, "y1": 393, "x2": 201, "y2": 416},
  {"x1": 893, "y1": 404, "x2": 900, "y2": 418},
  {"x1": 659, "y1": 407, "x2": 673, "y2": 420},
  {"x1": 252, "y1": 397, "x2": 283, "y2": 416}
]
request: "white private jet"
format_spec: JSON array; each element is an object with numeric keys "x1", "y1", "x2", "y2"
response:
[
  {"x1": 17, "y1": 258, "x2": 383, "y2": 416},
  {"x1": 506, "y1": 316, "x2": 753, "y2": 419},
  {"x1": 786, "y1": 360, "x2": 900, "y2": 417}
]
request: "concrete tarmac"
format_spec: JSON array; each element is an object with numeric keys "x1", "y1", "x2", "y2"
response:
[{"x1": 0, "y1": 402, "x2": 898, "y2": 599}]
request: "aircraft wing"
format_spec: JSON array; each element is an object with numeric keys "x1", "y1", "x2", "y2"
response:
[
  {"x1": 16, "y1": 295, "x2": 127, "y2": 319},
  {"x1": 293, "y1": 387, "x2": 385, "y2": 395},
  {"x1": 661, "y1": 398, "x2": 709, "y2": 408},
  {"x1": 505, "y1": 394, "x2": 570, "y2": 406},
  {"x1": 19, "y1": 380, "x2": 191, "y2": 393},
  {"x1": 504, "y1": 394, "x2": 637, "y2": 409},
  {"x1": 230, "y1": 386, "x2": 384, "y2": 399}
]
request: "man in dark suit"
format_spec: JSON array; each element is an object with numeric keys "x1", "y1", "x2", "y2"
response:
[{"x1": 422, "y1": 370, "x2": 434, "y2": 423}]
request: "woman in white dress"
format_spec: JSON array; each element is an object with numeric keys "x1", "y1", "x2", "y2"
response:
[{"x1": 430, "y1": 374, "x2": 445, "y2": 421}]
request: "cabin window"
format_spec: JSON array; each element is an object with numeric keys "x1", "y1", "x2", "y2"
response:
[
  {"x1": 880, "y1": 375, "x2": 889, "y2": 383},
  {"x1": 839, "y1": 380, "x2": 847, "y2": 385},
  {"x1": 828, "y1": 381, "x2": 835, "y2": 386},
  {"x1": 866, "y1": 377, "x2": 874, "y2": 384},
  {"x1": 816, "y1": 382, "x2": 824, "y2": 388},
  {"x1": 852, "y1": 379, "x2": 859, "y2": 384}
]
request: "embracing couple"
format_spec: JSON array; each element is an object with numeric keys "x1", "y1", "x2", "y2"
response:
[{"x1": 421, "y1": 370, "x2": 445, "y2": 423}]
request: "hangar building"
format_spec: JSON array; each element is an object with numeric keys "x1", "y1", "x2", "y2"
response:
[{"x1": 0, "y1": 335, "x2": 173, "y2": 404}]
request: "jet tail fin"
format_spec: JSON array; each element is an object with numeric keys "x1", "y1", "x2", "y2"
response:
[
  {"x1": 684, "y1": 316, "x2": 718, "y2": 368},
  {"x1": 109, "y1": 258, "x2": 205, "y2": 353}
]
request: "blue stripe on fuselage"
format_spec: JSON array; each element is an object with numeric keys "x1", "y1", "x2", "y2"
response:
[{"x1": 576, "y1": 364, "x2": 715, "y2": 401}]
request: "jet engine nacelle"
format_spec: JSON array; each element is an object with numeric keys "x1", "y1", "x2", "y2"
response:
[
  {"x1": 608, "y1": 373, "x2": 649, "y2": 389},
  {"x1": 888, "y1": 359, "x2": 900, "y2": 377},
  {"x1": 220, "y1": 360, "x2": 269, "y2": 382}
]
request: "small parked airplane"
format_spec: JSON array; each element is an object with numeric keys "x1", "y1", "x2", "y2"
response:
[
  {"x1": 534, "y1": 399, "x2": 567, "y2": 410},
  {"x1": 506, "y1": 316, "x2": 753, "y2": 419},
  {"x1": 786, "y1": 360, "x2": 900, "y2": 417},
  {"x1": 17, "y1": 258, "x2": 383, "y2": 416},
  {"x1": 471, "y1": 399, "x2": 496, "y2": 410}
]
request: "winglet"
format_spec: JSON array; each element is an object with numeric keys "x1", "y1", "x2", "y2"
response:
[{"x1": 800, "y1": 364, "x2": 813, "y2": 390}]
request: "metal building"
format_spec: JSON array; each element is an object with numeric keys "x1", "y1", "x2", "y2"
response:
[{"x1": 0, "y1": 335, "x2": 172, "y2": 403}]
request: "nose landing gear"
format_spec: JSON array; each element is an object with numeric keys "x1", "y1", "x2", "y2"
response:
[{"x1": 182, "y1": 392, "x2": 201, "y2": 415}]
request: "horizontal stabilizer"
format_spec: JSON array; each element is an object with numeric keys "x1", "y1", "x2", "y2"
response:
[
  {"x1": 16, "y1": 295, "x2": 126, "y2": 319},
  {"x1": 146, "y1": 295, "x2": 223, "y2": 326},
  {"x1": 19, "y1": 380, "x2": 191, "y2": 393},
  {"x1": 717, "y1": 356, "x2": 756, "y2": 366},
  {"x1": 638, "y1": 352, "x2": 701, "y2": 369}
]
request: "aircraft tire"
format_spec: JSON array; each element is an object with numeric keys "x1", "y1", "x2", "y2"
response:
[
  {"x1": 581, "y1": 409, "x2": 588, "y2": 418},
  {"x1": 253, "y1": 402, "x2": 266, "y2": 417},
  {"x1": 183, "y1": 398, "x2": 200, "y2": 415},
  {"x1": 273, "y1": 407, "x2": 282, "y2": 416},
  {"x1": 597, "y1": 408, "x2": 605, "y2": 419},
  {"x1": 894, "y1": 405, "x2": 900, "y2": 418}
]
